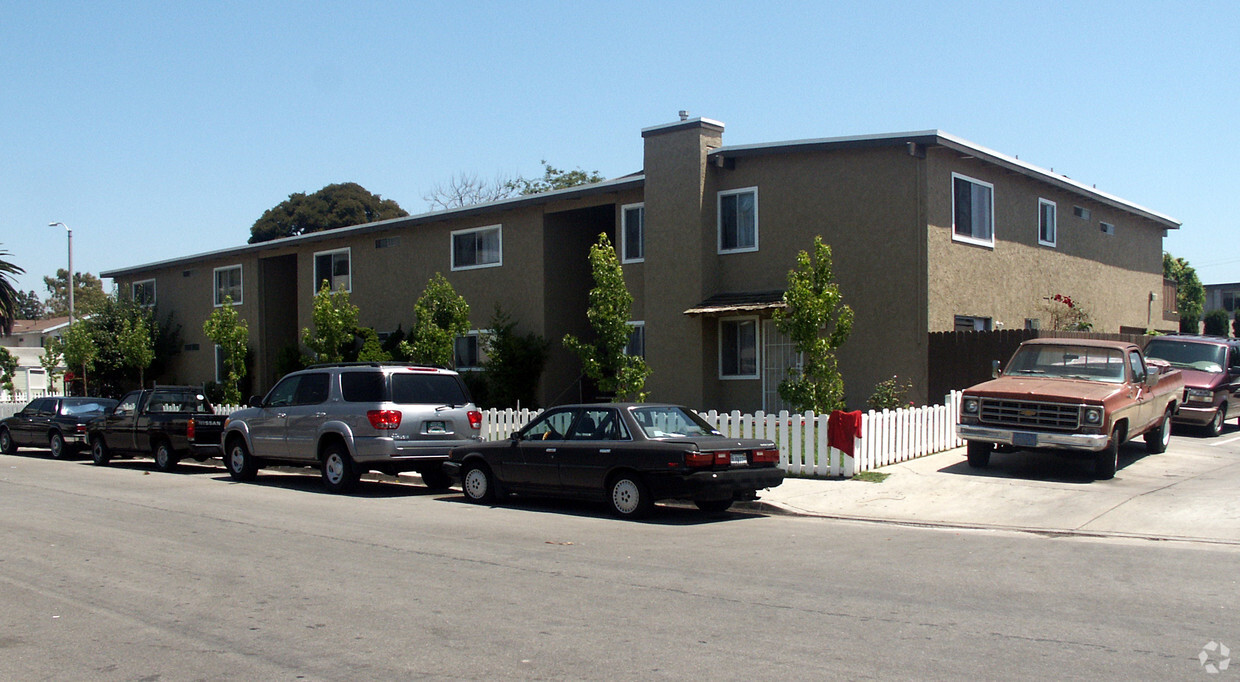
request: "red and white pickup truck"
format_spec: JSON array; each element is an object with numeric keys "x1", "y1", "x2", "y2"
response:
[{"x1": 956, "y1": 338, "x2": 1183, "y2": 480}]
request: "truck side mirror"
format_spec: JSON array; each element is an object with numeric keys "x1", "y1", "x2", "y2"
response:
[
  {"x1": 1144, "y1": 371, "x2": 1159, "y2": 388},
  {"x1": 247, "y1": 396, "x2": 263, "y2": 408},
  {"x1": 991, "y1": 360, "x2": 1002, "y2": 379}
]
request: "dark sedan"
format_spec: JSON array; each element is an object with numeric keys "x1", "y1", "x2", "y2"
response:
[
  {"x1": 444, "y1": 403, "x2": 785, "y2": 518},
  {"x1": 1, "y1": 396, "x2": 119, "y2": 459}
]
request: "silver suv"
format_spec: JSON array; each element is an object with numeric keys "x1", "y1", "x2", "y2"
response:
[{"x1": 221, "y1": 363, "x2": 482, "y2": 493}]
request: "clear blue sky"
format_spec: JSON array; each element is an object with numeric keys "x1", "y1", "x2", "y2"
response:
[{"x1": 3, "y1": 1, "x2": 1237, "y2": 297}]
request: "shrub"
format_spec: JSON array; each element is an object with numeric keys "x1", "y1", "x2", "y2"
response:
[{"x1": 867, "y1": 375, "x2": 913, "y2": 411}]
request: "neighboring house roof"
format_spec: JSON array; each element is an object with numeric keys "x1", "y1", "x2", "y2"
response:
[
  {"x1": 8, "y1": 317, "x2": 70, "y2": 335},
  {"x1": 709, "y1": 130, "x2": 1181, "y2": 230}
]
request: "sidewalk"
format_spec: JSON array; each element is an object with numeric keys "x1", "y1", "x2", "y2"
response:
[{"x1": 750, "y1": 441, "x2": 1240, "y2": 545}]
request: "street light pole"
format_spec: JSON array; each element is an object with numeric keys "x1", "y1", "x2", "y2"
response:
[{"x1": 49, "y1": 222, "x2": 73, "y2": 328}]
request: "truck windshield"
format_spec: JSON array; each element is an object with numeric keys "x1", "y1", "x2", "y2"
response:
[
  {"x1": 1005, "y1": 345, "x2": 1127, "y2": 383},
  {"x1": 1143, "y1": 339, "x2": 1226, "y2": 373}
]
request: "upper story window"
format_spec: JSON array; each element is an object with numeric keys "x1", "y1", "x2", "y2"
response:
[
  {"x1": 1038, "y1": 199, "x2": 1057, "y2": 247},
  {"x1": 314, "y1": 248, "x2": 351, "y2": 293},
  {"x1": 1100, "y1": 222, "x2": 1115, "y2": 236},
  {"x1": 132, "y1": 279, "x2": 156, "y2": 307},
  {"x1": 214, "y1": 265, "x2": 243, "y2": 306},
  {"x1": 625, "y1": 321, "x2": 645, "y2": 358},
  {"x1": 621, "y1": 203, "x2": 644, "y2": 263},
  {"x1": 718, "y1": 187, "x2": 758, "y2": 253},
  {"x1": 719, "y1": 317, "x2": 758, "y2": 379},
  {"x1": 951, "y1": 173, "x2": 994, "y2": 247},
  {"x1": 452, "y1": 225, "x2": 502, "y2": 271}
]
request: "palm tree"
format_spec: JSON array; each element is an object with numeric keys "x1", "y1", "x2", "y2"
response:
[{"x1": 0, "y1": 246, "x2": 25, "y2": 336}]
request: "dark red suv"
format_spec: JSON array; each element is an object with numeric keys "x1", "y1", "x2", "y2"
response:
[{"x1": 1143, "y1": 335, "x2": 1240, "y2": 436}]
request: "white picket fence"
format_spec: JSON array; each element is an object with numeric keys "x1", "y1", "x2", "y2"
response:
[{"x1": 477, "y1": 391, "x2": 966, "y2": 478}]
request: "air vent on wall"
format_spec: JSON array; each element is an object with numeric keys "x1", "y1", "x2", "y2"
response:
[
  {"x1": 1100, "y1": 222, "x2": 1115, "y2": 235},
  {"x1": 1073, "y1": 206, "x2": 1091, "y2": 220}
]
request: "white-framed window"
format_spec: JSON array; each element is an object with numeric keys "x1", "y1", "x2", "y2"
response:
[
  {"x1": 1038, "y1": 199, "x2": 1057, "y2": 247},
  {"x1": 454, "y1": 330, "x2": 490, "y2": 371},
  {"x1": 313, "y1": 248, "x2": 351, "y2": 293},
  {"x1": 718, "y1": 187, "x2": 758, "y2": 253},
  {"x1": 132, "y1": 279, "x2": 156, "y2": 307},
  {"x1": 214, "y1": 265, "x2": 243, "y2": 306},
  {"x1": 951, "y1": 173, "x2": 994, "y2": 247},
  {"x1": 1100, "y1": 221, "x2": 1115, "y2": 236},
  {"x1": 625, "y1": 321, "x2": 645, "y2": 358},
  {"x1": 719, "y1": 317, "x2": 759, "y2": 379},
  {"x1": 621, "y1": 203, "x2": 644, "y2": 263},
  {"x1": 451, "y1": 225, "x2": 502, "y2": 271}
]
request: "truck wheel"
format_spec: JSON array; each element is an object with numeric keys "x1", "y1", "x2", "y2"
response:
[
  {"x1": 321, "y1": 443, "x2": 360, "y2": 494},
  {"x1": 966, "y1": 441, "x2": 991, "y2": 468},
  {"x1": 1205, "y1": 405, "x2": 1226, "y2": 438},
  {"x1": 153, "y1": 441, "x2": 179, "y2": 473},
  {"x1": 1095, "y1": 427, "x2": 1122, "y2": 480},
  {"x1": 91, "y1": 438, "x2": 111, "y2": 466},
  {"x1": 225, "y1": 438, "x2": 258, "y2": 481},
  {"x1": 1144, "y1": 407, "x2": 1173, "y2": 454},
  {"x1": 419, "y1": 467, "x2": 452, "y2": 491},
  {"x1": 0, "y1": 428, "x2": 17, "y2": 455},
  {"x1": 49, "y1": 432, "x2": 67, "y2": 459}
]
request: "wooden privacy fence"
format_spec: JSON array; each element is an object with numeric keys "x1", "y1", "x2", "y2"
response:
[{"x1": 477, "y1": 392, "x2": 966, "y2": 479}]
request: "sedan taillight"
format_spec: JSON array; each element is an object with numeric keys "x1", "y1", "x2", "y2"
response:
[
  {"x1": 467, "y1": 410, "x2": 482, "y2": 430},
  {"x1": 367, "y1": 410, "x2": 402, "y2": 430},
  {"x1": 753, "y1": 448, "x2": 779, "y2": 464},
  {"x1": 684, "y1": 451, "x2": 713, "y2": 468}
]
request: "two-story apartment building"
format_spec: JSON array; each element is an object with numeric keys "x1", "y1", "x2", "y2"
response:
[{"x1": 101, "y1": 117, "x2": 1180, "y2": 410}]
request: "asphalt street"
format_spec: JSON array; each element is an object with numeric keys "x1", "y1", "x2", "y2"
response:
[{"x1": 1, "y1": 447, "x2": 1237, "y2": 680}]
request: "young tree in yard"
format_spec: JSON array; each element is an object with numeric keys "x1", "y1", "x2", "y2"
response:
[
  {"x1": 483, "y1": 304, "x2": 550, "y2": 409},
  {"x1": 40, "y1": 339, "x2": 64, "y2": 387},
  {"x1": 302, "y1": 282, "x2": 359, "y2": 363},
  {"x1": 355, "y1": 327, "x2": 391, "y2": 362},
  {"x1": 86, "y1": 296, "x2": 158, "y2": 396},
  {"x1": 0, "y1": 347, "x2": 17, "y2": 396},
  {"x1": 59, "y1": 323, "x2": 97, "y2": 396},
  {"x1": 203, "y1": 295, "x2": 250, "y2": 405},
  {"x1": 400, "y1": 273, "x2": 470, "y2": 368},
  {"x1": 119, "y1": 314, "x2": 155, "y2": 389},
  {"x1": 563, "y1": 233, "x2": 650, "y2": 402},
  {"x1": 773, "y1": 236, "x2": 854, "y2": 414},
  {"x1": 1164, "y1": 253, "x2": 1204, "y2": 333}
]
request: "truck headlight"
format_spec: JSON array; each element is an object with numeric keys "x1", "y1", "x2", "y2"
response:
[
  {"x1": 1186, "y1": 388, "x2": 1213, "y2": 403},
  {"x1": 962, "y1": 398, "x2": 979, "y2": 414},
  {"x1": 1083, "y1": 407, "x2": 1103, "y2": 425}
]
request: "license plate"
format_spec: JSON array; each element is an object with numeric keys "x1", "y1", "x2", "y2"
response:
[
  {"x1": 1013, "y1": 432, "x2": 1037, "y2": 448},
  {"x1": 426, "y1": 421, "x2": 446, "y2": 434},
  {"x1": 730, "y1": 453, "x2": 748, "y2": 466}
]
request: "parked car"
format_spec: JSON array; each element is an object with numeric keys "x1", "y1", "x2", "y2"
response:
[
  {"x1": 0, "y1": 396, "x2": 119, "y2": 459},
  {"x1": 957, "y1": 338, "x2": 1183, "y2": 480},
  {"x1": 444, "y1": 403, "x2": 786, "y2": 518},
  {"x1": 221, "y1": 363, "x2": 482, "y2": 493},
  {"x1": 86, "y1": 386, "x2": 225, "y2": 472},
  {"x1": 1142, "y1": 335, "x2": 1240, "y2": 436}
]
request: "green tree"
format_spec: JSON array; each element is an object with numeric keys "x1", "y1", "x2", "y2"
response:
[
  {"x1": 1164, "y1": 253, "x2": 1205, "y2": 333},
  {"x1": 85, "y1": 296, "x2": 158, "y2": 396},
  {"x1": 1203, "y1": 309, "x2": 1230, "y2": 337},
  {"x1": 400, "y1": 273, "x2": 471, "y2": 368},
  {"x1": 13, "y1": 290, "x2": 44, "y2": 320},
  {"x1": 773, "y1": 236, "x2": 854, "y2": 414},
  {"x1": 250, "y1": 182, "x2": 409, "y2": 243},
  {"x1": 509, "y1": 161, "x2": 604, "y2": 195},
  {"x1": 40, "y1": 337, "x2": 65, "y2": 387},
  {"x1": 0, "y1": 347, "x2": 17, "y2": 395},
  {"x1": 119, "y1": 314, "x2": 155, "y2": 389},
  {"x1": 302, "y1": 282, "x2": 360, "y2": 363},
  {"x1": 203, "y1": 295, "x2": 250, "y2": 405},
  {"x1": 59, "y1": 323, "x2": 97, "y2": 396},
  {"x1": 483, "y1": 304, "x2": 550, "y2": 409},
  {"x1": 43, "y1": 269, "x2": 109, "y2": 319},
  {"x1": 563, "y1": 233, "x2": 650, "y2": 401},
  {"x1": 355, "y1": 327, "x2": 391, "y2": 362},
  {"x1": 0, "y1": 246, "x2": 24, "y2": 335}
]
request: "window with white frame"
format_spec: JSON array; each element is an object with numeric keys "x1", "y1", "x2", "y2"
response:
[
  {"x1": 214, "y1": 265, "x2": 243, "y2": 306},
  {"x1": 951, "y1": 173, "x2": 994, "y2": 246},
  {"x1": 954, "y1": 315, "x2": 993, "y2": 332},
  {"x1": 1100, "y1": 221, "x2": 1115, "y2": 236},
  {"x1": 718, "y1": 187, "x2": 758, "y2": 253},
  {"x1": 1038, "y1": 199, "x2": 1057, "y2": 247},
  {"x1": 313, "y1": 248, "x2": 351, "y2": 293},
  {"x1": 132, "y1": 279, "x2": 156, "y2": 307},
  {"x1": 625, "y1": 321, "x2": 645, "y2": 358},
  {"x1": 454, "y1": 330, "x2": 490, "y2": 371},
  {"x1": 621, "y1": 204, "x2": 644, "y2": 263},
  {"x1": 719, "y1": 317, "x2": 758, "y2": 379},
  {"x1": 452, "y1": 225, "x2": 502, "y2": 271}
]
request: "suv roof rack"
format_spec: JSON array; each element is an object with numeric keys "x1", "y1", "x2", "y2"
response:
[{"x1": 305, "y1": 361, "x2": 449, "y2": 370}]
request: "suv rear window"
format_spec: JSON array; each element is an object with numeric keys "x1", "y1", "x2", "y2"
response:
[
  {"x1": 391, "y1": 373, "x2": 469, "y2": 405},
  {"x1": 340, "y1": 371, "x2": 386, "y2": 402}
]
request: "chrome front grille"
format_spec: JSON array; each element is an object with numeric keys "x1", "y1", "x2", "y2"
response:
[{"x1": 979, "y1": 399, "x2": 1081, "y2": 430}]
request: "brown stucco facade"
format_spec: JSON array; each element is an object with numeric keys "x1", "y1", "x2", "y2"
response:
[{"x1": 102, "y1": 118, "x2": 1179, "y2": 411}]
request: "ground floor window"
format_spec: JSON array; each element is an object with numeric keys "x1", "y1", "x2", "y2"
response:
[
  {"x1": 954, "y1": 315, "x2": 993, "y2": 332},
  {"x1": 454, "y1": 331, "x2": 490, "y2": 370},
  {"x1": 719, "y1": 317, "x2": 759, "y2": 379},
  {"x1": 625, "y1": 321, "x2": 645, "y2": 358}
]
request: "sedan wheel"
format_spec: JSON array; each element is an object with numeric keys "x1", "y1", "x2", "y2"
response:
[
  {"x1": 461, "y1": 462, "x2": 496, "y2": 504},
  {"x1": 225, "y1": 439, "x2": 258, "y2": 481},
  {"x1": 153, "y1": 441, "x2": 179, "y2": 473},
  {"x1": 695, "y1": 498, "x2": 733, "y2": 513},
  {"x1": 420, "y1": 467, "x2": 453, "y2": 491},
  {"x1": 49, "y1": 432, "x2": 67, "y2": 459},
  {"x1": 607, "y1": 474, "x2": 653, "y2": 519},
  {"x1": 91, "y1": 438, "x2": 111, "y2": 466},
  {"x1": 321, "y1": 444, "x2": 359, "y2": 494},
  {"x1": 0, "y1": 428, "x2": 17, "y2": 455}
]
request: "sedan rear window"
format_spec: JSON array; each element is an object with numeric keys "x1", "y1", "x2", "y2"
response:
[{"x1": 391, "y1": 373, "x2": 469, "y2": 405}]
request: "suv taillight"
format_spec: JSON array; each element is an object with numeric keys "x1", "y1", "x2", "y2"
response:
[
  {"x1": 467, "y1": 410, "x2": 482, "y2": 430},
  {"x1": 367, "y1": 410, "x2": 402, "y2": 430}
]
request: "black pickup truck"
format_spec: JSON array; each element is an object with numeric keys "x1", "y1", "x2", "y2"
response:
[{"x1": 86, "y1": 386, "x2": 225, "y2": 472}]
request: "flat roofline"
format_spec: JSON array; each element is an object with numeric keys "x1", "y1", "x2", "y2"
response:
[{"x1": 710, "y1": 130, "x2": 1181, "y2": 230}]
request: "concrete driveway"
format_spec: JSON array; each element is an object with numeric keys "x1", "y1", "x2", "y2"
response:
[{"x1": 757, "y1": 424, "x2": 1240, "y2": 544}]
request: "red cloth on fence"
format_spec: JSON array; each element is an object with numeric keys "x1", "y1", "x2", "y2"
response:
[{"x1": 827, "y1": 410, "x2": 863, "y2": 456}]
